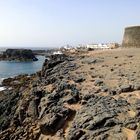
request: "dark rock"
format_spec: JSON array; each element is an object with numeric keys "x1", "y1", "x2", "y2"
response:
[
  {"x1": 68, "y1": 130, "x2": 85, "y2": 140},
  {"x1": 82, "y1": 58, "x2": 104, "y2": 64},
  {"x1": 109, "y1": 87, "x2": 122, "y2": 95},
  {"x1": 126, "y1": 55, "x2": 133, "y2": 58},
  {"x1": 0, "y1": 91, "x2": 20, "y2": 131},
  {"x1": 82, "y1": 94, "x2": 95, "y2": 101},
  {"x1": 100, "y1": 86, "x2": 108, "y2": 92},
  {"x1": 109, "y1": 89, "x2": 117, "y2": 95},
  {"x1": 2, "y1": 74, "x2": 31, "y2": 87},
  {"x1": 110, "y1": 68, "x2": 114, "y2": 72},
  {"x1": 97, "y1": 134, "x2": 109, "y2": 140},
  {"x1": 79, "y1": 135, "x2": 88, "y2": 140},
  {"x1": 104, "y1": 119, "x2": 118, "y2": 127},
  {"x1": 40, "y1": 113, "x2": 66, "y2": 134},
  {"x1": 66, "y1": 95, "x2": 134, "y2": 138},
  {"x1": 134, "y1": 83, "x2": 140, "y2": 90},
  {"x1": 66, "y1": 88, "x2": 80, "y2": 104},
  {"x1": 0, "y1": 118, "x2": 11, "y2": 131},
  {"x1": 58, "y1": 82, "x2": 72, "y2": 91},
  {"x1": 66, "y1": 96, "x2": 78, "y2": 104},
  {"x1": 29, "y1": 90, "x2": 44, "y2": 118},
  {"x1": 86, "y1": 123, "x2": 95, "y2": 130},
  {"x1": 126, "y1": 123, "x2": 137, "y2": 130},
  {"x1": 80, "y1": 100, "x2": 87, "y2": 105},
  {"x1": 74, "y1": 77, "x2": 85, "y2": 83},
  {"x1": 39, "y1": 107, "x2": 74, "y2": 135},
  {"x1": 1, "y1": 49, "x2": 38, "y2": 61},
  {"x1": 41, "y1": 54, "x2": 68, "y2": 77},
  {"x1": 94, "y1": 79, "x2": 104, "y2": 86},
  {"x1": 120, "y1": 84, "x2": 133, "y2": 92},
  {"x1": 2, "y1": 78, "x2": 13, "y2": 86},
  {"x1": 115, "y1": 88, "x2": 122, "y2": 94}
]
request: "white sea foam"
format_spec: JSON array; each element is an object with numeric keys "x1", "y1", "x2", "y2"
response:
[
  {"x1": 0, "y1": 78, "x2": 5, "y2": 85},
  {"x1": 0, "y1": 87, "x2": 6, "y2": 91},
  {"x1": 0, "y1": 77, "x2": 6, "y2": 91}
]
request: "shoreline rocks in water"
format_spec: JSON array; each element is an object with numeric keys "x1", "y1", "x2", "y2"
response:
[
  {"x1": 1, "y1": 48, "x2": 140, "y2": 139},
  {"x1": 0, "y1": 49, "x2": 38, "y2": 61}
]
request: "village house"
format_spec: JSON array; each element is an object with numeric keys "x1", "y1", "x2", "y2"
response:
[{"x1": 86, "y1": 43, "x2": 120, "y2": 50}]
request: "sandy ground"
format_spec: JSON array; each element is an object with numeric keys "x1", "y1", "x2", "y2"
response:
[
  {"x1": 70, "y1": 48, "x2": 140, "y2": 92},
  {"x1": 67, "y1": 48, "x2": 140, "y2": 139}
]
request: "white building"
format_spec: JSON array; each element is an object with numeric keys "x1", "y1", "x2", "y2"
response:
[
  {"x1": 53, "y1": 51, "x2": 63, "y2": 55},
  {"x1": 86, "y1": 43, "x2": 110, "y2": 49}
]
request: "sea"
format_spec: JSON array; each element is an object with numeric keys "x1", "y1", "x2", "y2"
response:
[{"x1": 0, "y1": 47, "x2": 47, "y2": 86}]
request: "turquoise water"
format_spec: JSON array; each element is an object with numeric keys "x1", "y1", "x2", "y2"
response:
[{"x1": 0, "y1": 55, "x2": 45, "y2": 81}]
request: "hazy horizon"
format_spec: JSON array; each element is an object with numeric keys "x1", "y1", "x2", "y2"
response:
[{"x1": 0, "y1": 0, "x2": 140, "y2": 48}]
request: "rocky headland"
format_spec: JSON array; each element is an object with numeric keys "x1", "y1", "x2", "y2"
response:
[
  {"x1": 0, "y1": 48, "x2": 140, "y2": 140},
  {"x1": 0, "y1": 49, "x2": 38, "y2": 61}
]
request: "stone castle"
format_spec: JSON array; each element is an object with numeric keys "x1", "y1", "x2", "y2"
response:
[{"x1": 122, "y1": 26, "x2": 140, "y2": 48}]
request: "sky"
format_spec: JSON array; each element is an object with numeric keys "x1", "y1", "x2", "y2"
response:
[{"x1": 0, "y1": 0, "x2": 140, "y2": 48}]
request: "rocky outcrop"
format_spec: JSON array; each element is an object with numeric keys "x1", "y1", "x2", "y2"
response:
[
  {"x1": 2, "y1": 74, "x2": 32, "y2": 88},
  {"x1": 1, "y1": 49, "x2": 140, "y2": 139},
  {"x1": 0, "y1": 49, "x2": 38, "y2": 61}
]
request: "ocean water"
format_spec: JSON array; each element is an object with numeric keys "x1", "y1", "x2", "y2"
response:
[{"x1": 0, "y1": 55, "x2": 46, "y2": 82}]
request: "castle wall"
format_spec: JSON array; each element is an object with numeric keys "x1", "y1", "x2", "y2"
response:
[{"x1": 122, "y1": 26, "x2": 140, "y2": 48}]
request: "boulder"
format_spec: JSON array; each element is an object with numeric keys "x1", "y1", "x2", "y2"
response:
[{"x1": 120, "y1": 84, "x2": 133, "y2": 92}]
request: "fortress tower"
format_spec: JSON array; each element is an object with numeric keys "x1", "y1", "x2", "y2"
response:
[{"x1": 122, "y1": 26, "x2": 140, "y2": 48}]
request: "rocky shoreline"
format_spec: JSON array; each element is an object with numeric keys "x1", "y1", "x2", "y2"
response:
[{"x1": 0, "y1": 48, "x2": 140, "y2": 140}]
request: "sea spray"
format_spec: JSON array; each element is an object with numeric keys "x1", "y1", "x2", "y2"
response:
[{"x1": 0, "y1": 86, "x2": 6, "y2": 91}]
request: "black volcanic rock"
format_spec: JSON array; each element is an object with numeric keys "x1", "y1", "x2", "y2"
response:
[
  {"x1": 1, "y1": 50, "x2": 140, "y2": 140},
  {"x1": 1, "y1": 49, "x2": 38, "y2": 61}
]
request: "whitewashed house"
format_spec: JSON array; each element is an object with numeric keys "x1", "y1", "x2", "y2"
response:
[
  {"x1": 86, "y1": 43, "x2": 110, "y2": 50},
  {"x1": 53, "y1": 51, "x2": 63, "y2": 55}
]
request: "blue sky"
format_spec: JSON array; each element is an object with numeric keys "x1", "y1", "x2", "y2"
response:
[{"x1": 0, "y1": 0, "x2": 140, "y2": 47}]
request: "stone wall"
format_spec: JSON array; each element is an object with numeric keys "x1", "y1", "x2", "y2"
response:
[{"x1": 122, "y1": 26, "x2": 140, "y2": 48}]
